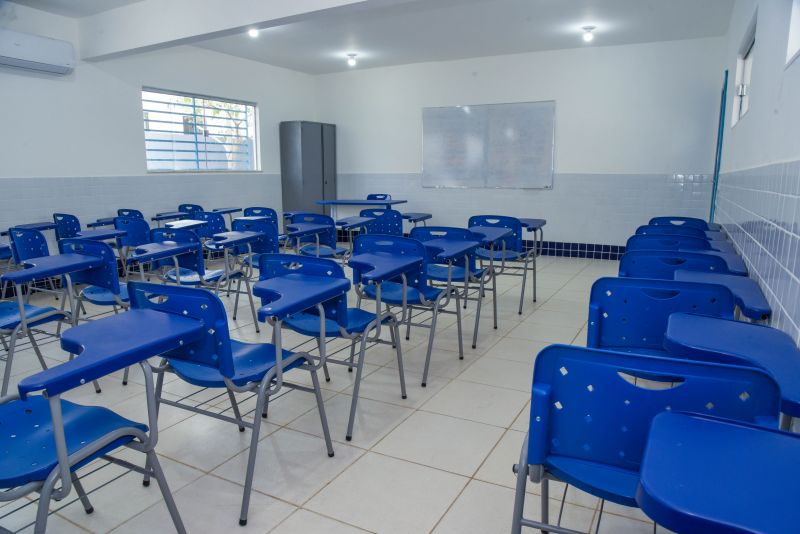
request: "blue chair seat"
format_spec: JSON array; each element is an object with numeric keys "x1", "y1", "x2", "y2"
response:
[
  {"x1": 0, "y1": 302, "x2": 64, "y2": 331},
  {"x1": 363, "y1": 281, "x2": 442, "y2": 305},
  {"x1": 285, "y1": 308, "x2": 387, "y2": 337},
  {"x1": 427, "y1": 264, "x2": 485, "y2": 282},
  {"x1": 547, "y1": 455, "x2": 638, "y2": 507},
  {"x1": 164, "y1": 267, "x2": 231, "y2": 285},
  {"x1": 242, "y1": 253, "x2": 264, "y2": 267},
  {"x1": 81, "y1": 284, "x2": 130, "y2": 306},
  {"x1": 169, "y1": 339, "x2": 302, "y2": 388},
  {"x1": 475, "y1": 248, "x2": 524, "y2": 261},
  {"x1": 297, "y1": 244, "x2": 348, "y2": 258},
  {"x1": 0, "y1": 396, "x2": 147, "y2": 487}
]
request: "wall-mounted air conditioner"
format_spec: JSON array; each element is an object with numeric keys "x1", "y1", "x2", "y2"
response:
[{"x1": 0, "y1": 28, "x2": 75, "y2": 75}]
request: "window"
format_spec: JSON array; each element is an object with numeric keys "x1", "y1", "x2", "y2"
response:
[
  {"x1": 732, "y1": 12, "x2": 756, "y2": 126},
  {"x1": 788, "y1": 0, "x2": 800, "y2": 66},
  {"x1": 141, "y1": 88, "x2": 259, "y2": 172}
]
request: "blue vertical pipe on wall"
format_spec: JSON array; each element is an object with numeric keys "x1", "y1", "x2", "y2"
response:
[{"x1": 709, "y1": 70, "x2": 729, "y2": 223}]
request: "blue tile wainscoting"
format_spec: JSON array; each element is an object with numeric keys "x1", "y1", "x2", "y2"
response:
[
  {"x1": 336, "y1": 172, "x2": 713, "y2": 246},
  {"x1": 715, "y1": 160, "x2": 800, "y2": 343}
]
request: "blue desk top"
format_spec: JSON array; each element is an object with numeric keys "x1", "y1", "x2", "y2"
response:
[
  {"x1": 151, "y1": 211, "x2": 187, "y2": 222},
  {"x1": 166, "y1": 219, "x2": 207, "y2": 230},
  {"x1": 422, "y1": 238, "x2": 480, "y2": 262},
  {"x1": 349, "y1": 252, "x2": 424, "y2": 284},
  {"x1": 75, "y1": 229, "x2": 127, "y2": 241},
  {"x1": 211, "y1": 231, "x2": 262, "y2": 248},
  {"x1": 3, "y1": 222, "x2": 57, "y2": 237},
  {"x1": 519, "y1": 218, "x2": 547, "y2": 231},
  {"x1": 86, "y1": 217, "x2": 116, "y2": 228},
  {"x1": 665, "y1": 313, "x2": 800, "y2": 415},
  {"x1": 681, "y1": 249, "x2": 747, "y2": 275},
  {"x1": 317, "y1": 199, "x2": 408, "y2": 207},
  {"x1": 336, "y1": 216, "x2": 374, "y2": 229},
  {"x1": 0, "y1": 254, "x2": 104, "y2": 284},
  {"x1": 254, "y1": 273, "x2": 350, "y2": 321},
  {"x1": 402, "y1": 213, "x2": 432, "y2": 223},
  {"x1": 127, "y1": 241, "x2": 199, "y2": 264},
  {"x1": 674, "y1": 271, "x2": 770, "y2": 320},
  {"x1": 637, "y1": 411, "x2": 800, "y2": 534},
  {"x1": 468, "y1": 226, "x2": 512, "y2": 246},
  {"x1": 235, "y1": 216, "x2": 271, "y2": 223},
  {"x1": 18, "y1": 309, "x2": 204, "y2": 398},
  {"x1": 212, "y1": 207, "x2": 243, "y2": 215},
  {"x1": 285, "y1": 222, "x2": 330, "y2": 238}
]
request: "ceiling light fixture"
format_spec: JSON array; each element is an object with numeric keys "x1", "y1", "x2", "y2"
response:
[
  {"x1": 582, "y1": 26, "x2": 595, "y2": 43},
  {"x1": 248, "y1": 28, "x2": 259, "y2": 38},
  {"x1": 347, "y1": 53, "x2": 357, "y2": 67}
]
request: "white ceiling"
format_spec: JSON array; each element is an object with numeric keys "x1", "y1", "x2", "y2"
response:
[
  {"x1": 10, "y1": 0, "x2": 143, "y2": 18},
  {"x1": 196, "y1": 0, "x2": 735, "y2": 74}
]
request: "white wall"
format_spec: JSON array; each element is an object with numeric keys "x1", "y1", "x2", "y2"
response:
[
  {"x1": 314, "y1": 37, "x2": 726, "y2": 243},
  {"x1": 714, "y1": 0, "x2": 800, "y2": 343},
  {"x1": 0, "y1": 2, "x2": 317, "y2": 231}
]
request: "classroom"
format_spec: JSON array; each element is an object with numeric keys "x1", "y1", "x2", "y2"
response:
[{"x1": 0, "y1": 0, "x2": 798, "y2": 532}]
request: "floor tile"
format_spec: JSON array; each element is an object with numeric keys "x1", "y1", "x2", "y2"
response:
[
  {"x1": 421, "y1": 379, "x2": 529, "y2": 427},
  {"x1": 270, "y1": 509, "x2": 369, "y2": 533},
  {"x1": 456, "y1": 355, "x2": 534, "y2": 392}
]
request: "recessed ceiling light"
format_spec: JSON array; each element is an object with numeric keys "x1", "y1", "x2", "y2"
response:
[
  {"x1": 582, "y1": 26, "x2": 596, "y2": 43},
  {"x1": 347, "y1": 53, "x2": 357, "y2": 67},
  {"x1": 248, "y1": 28, "x2": 259, "y2": 38}
]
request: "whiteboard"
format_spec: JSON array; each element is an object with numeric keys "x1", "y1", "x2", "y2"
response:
[{"x1": 422, "y1": 100, "x2": 555, "y2": 189}]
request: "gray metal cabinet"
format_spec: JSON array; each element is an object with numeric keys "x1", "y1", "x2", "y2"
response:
[{"x1": 279, "y1": 121, "x2": 337, "y2": 215}]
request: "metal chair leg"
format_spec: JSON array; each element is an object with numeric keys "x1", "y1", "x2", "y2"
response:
[
  {"x1": 346, "y1": 333, "x2": 370, "y2": 441},
  {"x1": 71, "y1": 472, "x2": 94, "y2": 514},
  {"x1": 392, "y1": 321, "x2": 407, "y2": 399},
  {"x1": 310, "y1": 368, "x2": 335, "y2": 456},
  {"x1": 147, "y1": 450, "x2": 187, "y2": 534}
]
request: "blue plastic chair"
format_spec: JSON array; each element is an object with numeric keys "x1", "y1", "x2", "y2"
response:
[
  {"x1": 619, "y1": 250, "x2": 735, "y2": 279},
  {"x1": 366, "y1": 193, "x2": 391, "y2": 201},
  {"x1": 231, "y1": 218, "x2": 280, "y2": 274},
  {"x1": 469, "y1": 215, "x2": 537, "y2": 314},
  {"x1": 113, "y1": 216, "x2": 152, "y2": 273},
  {"x1": 117, "y1": 208, "x2": 144, "y2": 219},
  {"x1": 243, "y1": 206, "x2": 279, "y2": 226},
  {"x1": 352, "y1": 234, "x2": 463, "y2": 387},
  {"x1": 59, "y1": 239, "x2": 128, "y2": 309},
  {"x1": 260, "y1": 253, "x2": 406, "y2": 440},
  {"x1": 0, "y1": 308, "x2": 188, "y2": 533},
  {"x1": 587, "y1": 277, "x2": 735, "y2": 354},
  {"x1": 129, "y1": 281, "x2": 333, "y2": 526},
  {"x1": 410, "y1": 226, "x2": 495, "y2": 349},
  {"x1": 511, "y1": 344, "x2": 780, "y2": 534},
  {"x1": 648, "y1": 216, "x2": 718, "y2": 231},
  {"x1": 290, "y1": 213, "x2": 347, "y2": 259},
  {"x1": 178, "y1": 203, "x2": 203, "y2": 215},
  {"x1": 52, "y1": 213, "x2": 82, "y2": 240},
  {"x1": 7, "y1": 227, "x2": 61, "y2": 299},
  {"x1": 635, "y1": 224, "x2": 710, "y2": 239},
  {"x1": 359, "y1": 208, "x2": 404, "y2": 235}
]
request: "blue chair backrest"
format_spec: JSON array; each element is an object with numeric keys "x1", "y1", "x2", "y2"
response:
[
  {"x1": 625, "y1": 234, "x2": 713, "y2": 252},
  {"x1": 53, "y1": 213, "x2": 81, "y2": 240},
  {"x1": 117, "y1": 208, "x2": 144, "y2": 219},
  {"x1": 9, "y1": 228, "x2": 49, "y2": 261},
  {"x1": 468, "y1": 215, "x2": 523, "y2": 252},
  {"x1": 149, "y1": 228, "x2": 205, "y2": 274},
  {"x1": 351, "y1": 234, "x2": 428, "y2": 290},
  {"x1": 114, "y1": 216, "x2": 151, "y2": 248},
  {"x1": 194, "y1": 212, "x2": 228, "y2": 239},
  {"x1": 649, "y1": 216, "x2": 711, "y2": 230},
  {"x1": 289, "y1": 213, "x2": 336, "y2": 247},
  {"x1": 58, "y1": 239, "x2": 121, "y2": 295},
  {"x1": 588, "y1": 277, "x2": 735, "y2": 351},
  {"x1": 360, "y1": 208, "x2": 403, "y2": 236},
  {"x1": 618, "y1": 250, "x2": 731, "y2": 279},
  {"x1": 367, "y1": 193, "x2": 391, "y2": 201},
  {"x1": 409, "y1": 226, "x2": 479, "y2": 269},
  {"x1": 128, "y1": 282, "x2": 236, "y2": 377},
  {"x1": 179, "y1": 204, "x2": 204, "y2": 215},
  {"x1": 258, "y1": 253, "x2": 349, "y2": 326},
  {"x1": 231, "y1": 219, "x2": 279, "y2": 255},
  {"x1": 635, "y1": 224, "x2": 708, "y2": 239},
  {"x1": 243, "y1": 207, "x2": 279, "y2": 226},
  {"x1": 526, "y1": 345, "x2": 779, "y2": 475}
]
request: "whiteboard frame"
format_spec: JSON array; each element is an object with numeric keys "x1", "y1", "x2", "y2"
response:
[{"x1": 421, "y1": 100, "x2": 556, "y2": 190}]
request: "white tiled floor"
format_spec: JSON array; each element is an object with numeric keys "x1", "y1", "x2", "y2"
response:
[{"x1": 1, "y1": 256, "x2": 671, "y2": 533}]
